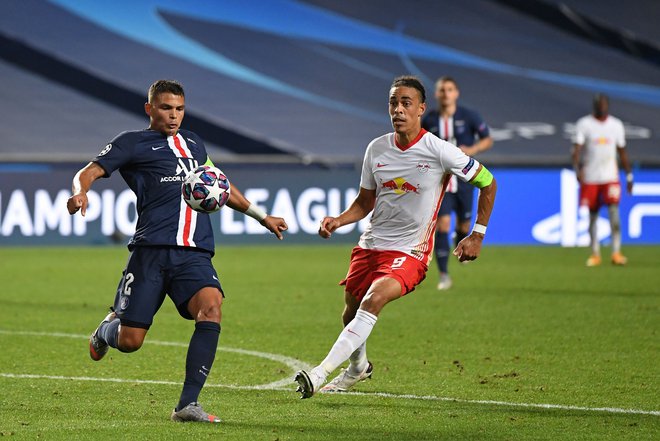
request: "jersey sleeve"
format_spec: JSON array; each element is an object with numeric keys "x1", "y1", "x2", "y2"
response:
[
  {"x1": 440, "y1": 141, "x2": 481, "y2": 183},
  {"x1": 359, "y1": 142, "x2": 376, "y2": 190},
  {"x1": 573, "y1": 118, "x2": 586, "y2": 145},
  {"x1": 92, "y1": 132, "x2": 134, "y2": 177}
]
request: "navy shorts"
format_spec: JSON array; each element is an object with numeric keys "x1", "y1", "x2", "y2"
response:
[
  {"x1": 438, "y1": 180, "x2": 474, "y2": 221},
  {"x1": 112, "y1": 246, "x2": 223, "y2": 329}
]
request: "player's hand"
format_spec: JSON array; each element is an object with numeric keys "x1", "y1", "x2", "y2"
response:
[
  {"x1": 262, "y1": 216, "x2": 288, "y2": 240},
  {"x1": 626, "y1": 181, "x2": 633, "y2": 195},
  {"x1": 453, "y1": 233, "x2": 484, "y2": 262},
  {"x1": 319, "y1": 217, "x2": 341, "y2": 239},
  {"x1": 67, "y1": 192, "x2": 88, "y2": 216}
]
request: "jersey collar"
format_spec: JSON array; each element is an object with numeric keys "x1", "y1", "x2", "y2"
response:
[{"x1": 395, "y1": 128, "x2": 427, "y2": 151}]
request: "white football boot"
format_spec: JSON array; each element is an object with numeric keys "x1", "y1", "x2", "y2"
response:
[
  {"x1": 320, "y1": 361, "x2": 373, "y2": 393},
  {"x1": 294, "y1": 368, "x2": 326, "y2": 399}
]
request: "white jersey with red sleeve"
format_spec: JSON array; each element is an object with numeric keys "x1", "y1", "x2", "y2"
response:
[
  {"x1": 358, "y1": 129, "x2": 480, "y2": 265},
  {"x1": 573, "y1": 115, "x2": 626, "y2": 184}
]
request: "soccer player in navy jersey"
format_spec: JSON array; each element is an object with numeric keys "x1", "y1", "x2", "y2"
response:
[
  {"x1": 67, "y1": 80, "x2": 288, "y2": 423},
  {"x1": 422, "y1": 76, "x2": 493, "y2": 290}
]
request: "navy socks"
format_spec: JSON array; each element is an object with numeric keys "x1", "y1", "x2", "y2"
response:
[
  {"x1": 434, "y1": 231, "x2": 449, "y2": 274},
  {"x1": 176, "y1": 321, "x2": 221, "y2": 411}
]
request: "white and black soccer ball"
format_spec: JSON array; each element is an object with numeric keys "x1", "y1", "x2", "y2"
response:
[{"x1": 181, "y1": 165, "x2": 231, "y2": 213}]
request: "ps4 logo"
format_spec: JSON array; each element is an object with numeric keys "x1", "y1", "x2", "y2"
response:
[{"x1": 532, "y1": 170, "x2": 660, "y2": 246}]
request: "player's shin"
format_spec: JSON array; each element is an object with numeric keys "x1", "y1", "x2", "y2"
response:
[
  {"x1": 608, "y1": 205, "x2": 622, "y2": 253},
  {"x1": 99, "y1": 319, "x2": 121, "y2": 348},
  {"x1": 319, "y1": 310, "x2": 377, "y2": 377},
  {"x1": 434, "y1": 231, "x2": 450, "y2": 273},
  {"x1": 589, "y1": 211, "x2": 600, "y2": 255},
  {"x1": 176, "y1": 321, "x2": 221, "y2": 411},
  {"x1": 348, "y1": 342, "x2": 368, "y2": 375}
]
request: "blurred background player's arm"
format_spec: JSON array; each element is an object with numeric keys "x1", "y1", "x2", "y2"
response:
[
  {"x1": 572, "y1": 142, "x2": 584, "y2": 183},
  {"x1": 460, "y1": 135, "x2": 493, "y2": 156},
  {"x1": 617, "y1": 145, "x2": 634, "y2": 194}
]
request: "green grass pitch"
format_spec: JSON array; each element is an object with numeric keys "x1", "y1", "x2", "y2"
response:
[{"x1": 0, "y1": 244, "x2": 658, "y2": 440}]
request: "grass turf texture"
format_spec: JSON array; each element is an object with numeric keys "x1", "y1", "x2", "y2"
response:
[{"x1": 0, "y1": 245, "x2": 658, "y2": 440}]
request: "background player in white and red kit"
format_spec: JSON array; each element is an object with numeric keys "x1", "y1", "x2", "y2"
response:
[
  {"x1": 294, "y1": 76, "x2": 497, "y2": 398},
  {"x1": 67, "y1": 80, "x2": 287, "y2": 423},
  {"x1": 572, "y1": 94, "x2": 633, "y2": 266}
]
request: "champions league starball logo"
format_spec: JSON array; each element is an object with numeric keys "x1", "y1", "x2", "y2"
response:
[{"x1": 532, "y1": 170, "x2": 660, "y2": 246}]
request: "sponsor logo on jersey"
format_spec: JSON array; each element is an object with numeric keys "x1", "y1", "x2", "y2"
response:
[
  {"x1": 462, "y1": 158, "x2": 475, "y2": 175},
  {"x1": 381, "y1": 177, "x2": 419, "y2": 194},
  {"x1": 160, "y1": 158, "x2": 199, "y2": 183}
]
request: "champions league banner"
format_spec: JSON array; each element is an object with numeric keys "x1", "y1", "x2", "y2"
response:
[{"x1": 0, "y1": 163, "x2": 659, "y2": 246}]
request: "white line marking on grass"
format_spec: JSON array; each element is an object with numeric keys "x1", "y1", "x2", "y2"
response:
[
  {"x1": 341, "y1": 391, "x2": 660, "y2": 417},
  {"x1": 2, "y1": 330, "x2": 658, "y2": 417},
  {"x1": 0, "y1": 329, "x2": 310, "y2": 389}
]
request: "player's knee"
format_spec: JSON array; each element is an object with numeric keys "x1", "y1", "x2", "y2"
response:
[
  {"x1": 436, "y1": 217, "x2": 451, "y2": 232},
  {"x1": 360, "y1": 291, "x2": 387, "y2": 315},
  {"x1": 196, "y1": 297, "x2": 222, "y2": 322},
  {"x1": 118, "y1": 333, "x2": 144, "y2": 353}
]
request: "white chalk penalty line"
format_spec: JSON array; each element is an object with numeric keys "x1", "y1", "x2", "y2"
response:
[
  {"x1": 0, "y1": 329, "x2": 310, "y2": 389},
  {"x1": 1, "y1": 330, "x2": 658, "y2": 417}
]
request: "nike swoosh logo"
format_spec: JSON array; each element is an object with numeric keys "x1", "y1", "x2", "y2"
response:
[
  {"x1": 212, "y1": 275, "x2": 218, "y2": 281},
  {"x1": 376, "y1": 163, "x2": 388, "y2": 168},
  {"x1": 152, "y1": 146, "x2": 166, "y2": 150},
  {"x1": 347, "y1": 329, "x2": 360, "y2": 337}
]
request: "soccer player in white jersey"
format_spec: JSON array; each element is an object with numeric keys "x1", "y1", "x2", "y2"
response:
[
  {"x1": 572, "y1": 94, "x2": 633, "y2": 266},
  {"x1": 294, "y1": 76, "x2": 497, "y2": 398}
]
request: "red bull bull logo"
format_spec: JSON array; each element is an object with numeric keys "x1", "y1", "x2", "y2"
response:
[{"x1": 380, "y1": 177, "x2": 420, "y2": 194}]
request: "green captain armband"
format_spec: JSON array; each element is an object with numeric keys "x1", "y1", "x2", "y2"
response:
[
  {"x1": 471, "y1": 165, "x2": 493, "y2": 188},
  {"x1": 204, "y1": 156, "x2": 215, "y2": 167}
]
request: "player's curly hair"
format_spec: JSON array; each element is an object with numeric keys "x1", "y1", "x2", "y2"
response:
[
  {"x1": 391, "y1": 75, "x2": 426, "y2": 103},
  {"x1": 148, "y1": 80, "x2": 185, "y2": 103}
]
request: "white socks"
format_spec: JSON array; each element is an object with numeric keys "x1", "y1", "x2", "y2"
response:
[
  {"x1": 589, "y1": 211, "x2": 600, "y2": 256},
  {"x1": 318, "y1": 309, "x2": 378, "y2": 377},
  {"x1": 608, "y1": 205, "x2": 622, "y2": 253}
]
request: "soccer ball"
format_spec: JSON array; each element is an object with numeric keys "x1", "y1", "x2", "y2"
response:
[{"x1": 181, "y1": 165, "x2": 231, "y2": 213}]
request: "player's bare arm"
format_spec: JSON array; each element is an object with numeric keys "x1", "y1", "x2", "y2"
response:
[
  {"x1": 67, "y1": 162, "x2": 106, "y2": 216},
  {"x1": 572, "y1": 143, "x2": 584, "y2": 183},
  {"x1": 460, "y1": 136, "x2": 493, "y2": 156},
  {"x1": 453, "y1": 164, "x2": 497, "y2": 262},
  {"x1": 226, "y1": 184, "x2": 288, "y2": 240},
  {"x1": 617, "y1": 146, "x2": 634, "y2": 194},
  {"x1": 319, "y1": 187, "x2": 376, "y2": 239}
]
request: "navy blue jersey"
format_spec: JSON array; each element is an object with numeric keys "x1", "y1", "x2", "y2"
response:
[
  {"x1": 93, "y1": 129, "x2": 215, "y2": 253},
  {"x1": 422, "y1": 105, "x2": 490, "y2": 147}
]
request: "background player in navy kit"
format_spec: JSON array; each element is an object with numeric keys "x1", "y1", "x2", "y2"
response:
[
  {"x1": 422, "y1": 76, "x2": 493, "y2": 290},
  {"x1": 67, "y1": 80, "x2": 288, "y2": 423}
]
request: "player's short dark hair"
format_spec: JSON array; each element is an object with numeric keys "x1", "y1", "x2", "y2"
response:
[
  {"x1": 436, "y1": 76, "x2": 459, "y2": 89},
  {"x1": 148, "y1": 80, "x2": 185, "y2": 103},
  {"x1": 593, "y1": 93, "x2": 609, "y2": 106},
  {"x1": 391, "y1": 75, "x2": 426, "y2": 103}
]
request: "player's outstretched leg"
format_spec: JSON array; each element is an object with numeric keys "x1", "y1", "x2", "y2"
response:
[
  {"x1": 321, "y1": 361, "x2": 373, "y2": 393},
  {"x1": 89, "y1": 309, "x2": 118, "y2": 361},
  {"x1": 171, "y1": 402, "x2": 221, "y2": 423}
]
